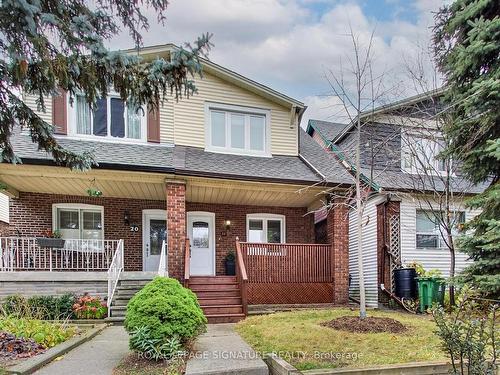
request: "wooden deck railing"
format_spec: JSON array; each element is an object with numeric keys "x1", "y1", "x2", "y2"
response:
[
  {"x1": 235, "y1": 239, "x2": 248, "y2": 315},
  {"x1": 183, "y1": 238, "x2": 190, "y2": 287},
  {"x1": 239, "y1": 242, "x2": 332, "y2": 283}
]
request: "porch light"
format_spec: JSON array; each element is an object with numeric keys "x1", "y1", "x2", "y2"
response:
[
  {"x1": 124, "y1": 210, "x2": 130, "y2": 225},
  {"x1": 224, "y1": 220, "x2": 231, "y2": 230}
]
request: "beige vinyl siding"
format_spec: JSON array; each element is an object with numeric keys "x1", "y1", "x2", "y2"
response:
[
  {"x1": 23, "y1": 93, "x2": 52, "y2": 124},
  {"x1": 172, "y1": 72, "x2": 297, "y2": 156},
  {"x1": 159, "y1": 100, "x2": 174, "y2": 144},
  {"x1": 400, "y1": 197, "x2": 480, "y2": 277},
  {"x1": 0, "y1": 193, "x2": 9, "y2": 223},
  {"x1": 348, "y1": 195, "x2": 385, "y2": 308}
]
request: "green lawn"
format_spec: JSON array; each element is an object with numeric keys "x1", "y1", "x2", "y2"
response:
[{"x1": 235, "y1": 309, "x2": 447, "y2": 371}]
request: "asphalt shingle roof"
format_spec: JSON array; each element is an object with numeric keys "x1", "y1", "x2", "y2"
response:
[
  {"x1": 308, "y1": 119, "x2": 347, "y2": 141},
  {"x1": 298, "y1": 129, "x2": 353, "y2": 185},
  {"x1": 11, "y1": 133, "x2": 175, "y2": 172}
]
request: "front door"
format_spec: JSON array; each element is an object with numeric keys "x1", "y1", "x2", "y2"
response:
[
  {"x1": 143, "y1": 210, "x2": 167, "y2": 272},
  {"x1": 187, "y1": 212, "x2": 215, "y2": 276}
]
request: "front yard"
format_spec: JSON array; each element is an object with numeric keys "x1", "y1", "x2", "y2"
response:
[{"x1": 236, "y1": 308, "x2": 446, "y2": 371}]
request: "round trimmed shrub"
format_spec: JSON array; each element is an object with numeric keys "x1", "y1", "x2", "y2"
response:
[{"x1": 124, "y1": 277, "x2": 206, "y2": 344}]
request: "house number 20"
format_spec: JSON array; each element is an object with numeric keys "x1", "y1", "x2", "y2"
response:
[{"x1": 130, "y1": 225, "x2": 139, "y2": 232}]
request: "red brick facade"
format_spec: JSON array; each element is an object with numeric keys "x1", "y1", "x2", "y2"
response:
[
  {"x1": 327, "y1": 199, "x2": 350, "y2": 304},
  {"x1": 4, "y1": 188, "x2": 350, "y2": 305}
]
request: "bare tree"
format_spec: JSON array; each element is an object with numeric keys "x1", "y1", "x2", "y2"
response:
[{"x1": 321, "y1": 26, "x2": 392, "y2": 319}]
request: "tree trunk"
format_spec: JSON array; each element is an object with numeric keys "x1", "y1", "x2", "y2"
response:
[{"x1": 448, "y1": 233, "x2": 456, "y2": 307}]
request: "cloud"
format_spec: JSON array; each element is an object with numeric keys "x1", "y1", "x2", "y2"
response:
[{"x1": 110, "y1": 0, "x2": 445, "y2": 126}]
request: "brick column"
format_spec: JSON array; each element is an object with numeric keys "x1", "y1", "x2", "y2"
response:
[
  {"x1": 166, "y1": 180, "x2": 186, "y2": 281},
  {"x1": 327, "y1": 199, "x2": 349, "y2": 305}
]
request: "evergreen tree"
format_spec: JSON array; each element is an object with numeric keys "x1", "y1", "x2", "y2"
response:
[
  {"x1": 0, "y1": 0, "x2": 211, "y2": 170},
  {"x1": 434, "y1": 0, "x2": 499, "y2": 297}
]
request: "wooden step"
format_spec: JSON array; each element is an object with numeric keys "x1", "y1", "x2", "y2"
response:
[
  {"x1": 189, "y1": 283, "x2": 239, "y2": 292},
  {"x1": 189, "y1": 276, "x2": 237, "y2": 285},
  {"x1": 193, "y1": 290, "x2": 241, "y2": 298},
  {"x1": 202, "y1": 305, "x2": 243, "y2": 315},
  {"x1": 206, "y1": 313, "x2": 245, "y2": 324},
  {"x1": 197, "y1": 297, "x2": 242, "y2": 306}
]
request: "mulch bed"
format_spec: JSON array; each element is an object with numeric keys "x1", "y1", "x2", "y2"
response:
[
  {"x1": 0, "y1": 331, "x2": 46, "y2": 368},
  {"x1": 113, "y1": 352, "x2": 187, "y2": 375},
  {"x1": 321, "y1": 316, "x2": 407, "y2": 333}
]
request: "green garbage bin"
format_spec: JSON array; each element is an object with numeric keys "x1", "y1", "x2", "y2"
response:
[{"x1": 417, "y1": 277, "x2": 446, "y2": 313}]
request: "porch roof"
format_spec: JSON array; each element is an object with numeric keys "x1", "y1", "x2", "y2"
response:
[{"x1": 9, "y1": 132, "x2": 347, "y2": 186}]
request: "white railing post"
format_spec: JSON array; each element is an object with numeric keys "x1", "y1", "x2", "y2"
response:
[
  {"x1": 107, "y1": 239, "x2": 124, "y2": 317},
  {"x1": 157, "y1": 240, "x2": 167, "y2": 277}
]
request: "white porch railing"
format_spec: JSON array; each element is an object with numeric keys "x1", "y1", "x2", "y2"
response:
[
  {"x1": 0, "y1": 237, "x2": 121, "y2": 272},
  {"x1": 157, "y1": 240, "x2": 167, "y2": 277},
  {"x1": 107, "y1": 239, "x2": 124, "y2": 315}
]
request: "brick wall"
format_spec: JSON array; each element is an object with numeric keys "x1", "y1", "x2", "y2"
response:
[
  {"x1": 166, "y1": 182, "x2": 186, "y2": 280},
  {"x1": 327, "y1": 199, "x2": 350, "y2": 304},
  {"x1": 6, "y1": 192, "x2": 165, "y2": 271},
  {"x1": 186, "y1": 202, "x2": 314, "y2": 276}
]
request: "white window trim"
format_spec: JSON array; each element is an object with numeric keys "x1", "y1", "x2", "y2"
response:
[
  {"x1": 67, "y1": 93, "x2": 147, "y2": 143},
  {"x1": 52, "y1": 203, "x2": 104, "y2": 240},
  {"x1": 401, "y1": 132, "x2": 450, "y2": 175},
  {"x1": 246, "y1": 213, "x2": 286, "y2": 243},
  {"x1": 204, "y1": 102, "x2": 272, "y2": 157},
  {"x1": 415, "y1": 209, "x2": 465, "y2": 250}
]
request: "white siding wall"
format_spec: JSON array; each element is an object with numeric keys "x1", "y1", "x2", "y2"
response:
[
  {"x1": 23, "y1": 93, "x2": 52, "y2": 124},
  {"x1": 348, "y1": 196, "x2": 385, "y2": 308},
  {"x1": 0, "y1": 193, "x2": 9, "y2": 223},
  {"x1": 400, "y1": 197, "x2": 480, "y2": 277}
]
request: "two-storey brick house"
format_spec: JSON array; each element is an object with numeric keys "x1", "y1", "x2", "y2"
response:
[{"x1": 0, "y1": 44, "x2": 353, "y2": 322}]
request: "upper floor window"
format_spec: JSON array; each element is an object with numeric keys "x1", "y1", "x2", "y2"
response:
[
  {"x1": 205, "y1": 103, "x2": 270, "y2": 156},
  {"x1": 70, "y1": 94, "x2": 146, "y2": 141},
  {"x1": 416, "y1": 210, "x2": 465, "y2": 249},
  {"x1": 401, "y1": 134, "x2": 447, "y2": 174}
]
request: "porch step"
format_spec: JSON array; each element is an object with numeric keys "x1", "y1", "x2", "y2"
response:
[
  {"x1": 189, "y1": 283, "x2": 239, "y2": 292},
  {"x1": 204, "y1": 313, "x2": 246, "y2": 324},
  {"x1": 193, "y1": 290, "x2": 241, "y2": 298},
  {"x1": 189, "y1": 276, "x2": 237, "y2": 285},
  {"x1": 119, "y1": 280, "x2": 151, "y2": 287},
  {"x1": 201, "y1": 305, "x2": 243, "y2": 315},
  {"x1": 197, "y1": 297, "x2": 242, "y2": 305}
]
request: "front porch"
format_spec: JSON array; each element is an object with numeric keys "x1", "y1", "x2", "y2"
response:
[{"x1": 0, "y1": 164, "x2": 351, "y2": 321}]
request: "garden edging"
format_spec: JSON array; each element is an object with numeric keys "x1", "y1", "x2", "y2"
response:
[
  {"x1": 5, "y1": 323, "x2": 108, "y2": 375},
  {"x1": 266, "y1": 355, "x2": 457, "y2": 375}
]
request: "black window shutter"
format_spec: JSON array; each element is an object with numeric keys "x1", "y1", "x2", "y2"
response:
[
  {"x1": 111, "y1": 98, "x2": 125, "y2": 138},
  {"x1": 93, "y1": 98, "x2": 107, "y2": 136}
]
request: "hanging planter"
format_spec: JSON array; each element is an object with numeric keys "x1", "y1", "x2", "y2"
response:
[
  {"x1": 86, "y1": 179, "x2": 103, "y2": 197},
  {"x1": 37, "y1": 229, "x2": 66, "y2": 248}
]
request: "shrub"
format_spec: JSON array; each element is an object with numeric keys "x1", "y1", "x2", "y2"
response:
[
  {"x1": 2, "y1": 294, "x2": 76, "y2": 320},
  {"x1": 129, "y1": 326, "x2": 185, "y2": 361},
  {"x1": 72, "y1": 294, "x2": 107, "y2": 319},
  {"x1": 0, "y1": 317, "x2": 76, "y2": 348},
  {"x1": 125, "y1": 277, "x2": 206, "y2": 346}
]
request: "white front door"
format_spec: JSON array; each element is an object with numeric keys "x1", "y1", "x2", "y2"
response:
[
  {"x1": 187, "y1": 212, "x2": 215, "y2": 276},
  {"x1": 143, "y1": 210, "x2": 167, "y2": 272}
]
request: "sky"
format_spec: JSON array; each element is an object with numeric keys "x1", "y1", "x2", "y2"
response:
[{"x1": 111, "y1": 0, "x2": 446, "y2": 126}]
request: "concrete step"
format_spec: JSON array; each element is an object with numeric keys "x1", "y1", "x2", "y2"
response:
[
  {"x1": 114, "y1": 290, "x2": 139, "y2": 298},
  {"x1": 119, "y1": 280, "x2": 151, "y2": 287},
  {"x1": 112, "y1": 299, "x2": 131, "y2": 307},
  {"x1": 197, "y1": 297, "x2": 242, "y2": 306},
  {"x1": 189, "y1": 283, "x2": 239, "y2": 292},
  {"x1": 104, "y1": 316, "x2": 124, "y2": 325},
  {"x1": 202, "y1": 305, "x2": 243, "y2": 315},
  {"x1": 116, "y1": 284, "x2": 145, "y2": 291},
  {"x1": 206, "y1": 313, "x2": 245, "y2": 324}
]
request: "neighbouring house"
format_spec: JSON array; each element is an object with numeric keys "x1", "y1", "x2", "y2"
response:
[
  {"x1": 306, "y1": 91, "x2": 488, "y2": 308},
  {"x1": 0, "y1": 44, "x2": 355, "y2": 323}
]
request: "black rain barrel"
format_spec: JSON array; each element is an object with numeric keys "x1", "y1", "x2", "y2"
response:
[{"x1": 394, "y1": 268, "x2": 417, "y2": 299}]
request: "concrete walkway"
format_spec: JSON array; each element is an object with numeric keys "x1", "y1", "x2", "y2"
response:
[
  {"x1": 35, "y1": 326, "x2": 129, "y2": 375},
  {"x1": 185, "y1": 324, "x2": 268, "y2": 375}
]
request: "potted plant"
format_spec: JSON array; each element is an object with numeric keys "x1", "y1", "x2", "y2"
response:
[
  {"x1": 224, "y1": 251, "x2": 236, "y2": 276},
  {"x1": 36, "y1": 229, "x2": 66, "y2": 248}
]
